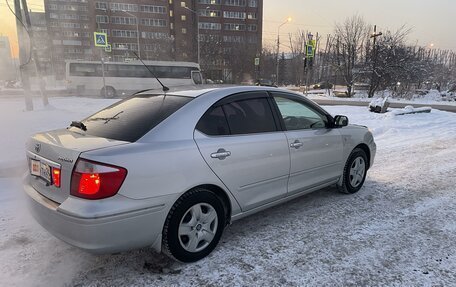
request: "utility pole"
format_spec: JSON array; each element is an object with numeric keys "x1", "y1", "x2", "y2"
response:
[
  {"x1": 14, "y1": 0, "x2": 33, "y2": 111},
  {"x1": 369, "y1": 25, "x2": 382, "y2": 98},
  {"x1": 276, "y1": 18, "x2": 291, "y2": 86},
  {"x1": 21, "y1": 0, "x2": 48, "y2": 106}
]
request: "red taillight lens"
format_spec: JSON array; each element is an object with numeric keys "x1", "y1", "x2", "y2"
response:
[
  {"x1": 79, "y1": 173, "x2": 101, "y2": 194},
  {"x1": 52, "y1": 167, "x2": 61, "y2": 188},
  {"x1": 70, "y1": 159, "x2": 127, "y2": 200}
]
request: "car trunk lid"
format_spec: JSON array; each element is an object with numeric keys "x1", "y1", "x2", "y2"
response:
[{"x1": 26, "y1": 129, "x2": 128, "y2": 204}]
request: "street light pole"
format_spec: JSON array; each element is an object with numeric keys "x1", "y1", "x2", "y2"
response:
[
  {"x1": 96, "y1": 19, "x2": 107, "y2": 98},
  {"x1": 120, "y1": 10, "x2": 140, "y2": 58},
  {"x1": 183, "y1": 6, "x2": 201, "y2": 65},
  {"x1": 276, "y1": 17, "x2": 291, "y2": 86}
]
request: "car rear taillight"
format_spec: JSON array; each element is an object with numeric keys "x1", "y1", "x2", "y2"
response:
[
  {"x1": 70, "y1": 159, "x2": 127, "y2": 200},
  {"x1": 52, "y1": 167, "x2": 61, "y2": 188}
]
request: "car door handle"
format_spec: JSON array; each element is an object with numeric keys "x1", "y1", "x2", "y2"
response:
[
  {"x1": 211, "y1": 148, "x2": 231, "y2": 160},
  {"x1": 290, "y1": 141, "x2": 303, "y2": 149}
]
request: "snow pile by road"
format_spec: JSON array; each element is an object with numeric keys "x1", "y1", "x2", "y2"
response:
[
  {"x1": 306, "y1": 89, "x2": 456, "y2": 106},
  {"x1": 1, "y1": 97, "x2": 455, "y2": 286}
]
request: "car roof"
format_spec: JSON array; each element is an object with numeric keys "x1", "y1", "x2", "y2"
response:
[{"x1": 170, "y1": 85, "x2": 289, "y2": 98}]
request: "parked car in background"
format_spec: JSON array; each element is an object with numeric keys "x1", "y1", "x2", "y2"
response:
[
  {"x1": 255, "y1": 78, "x2": 277, "y2": 87},
  {"x1": 313, "y1": 82, "x2": 333, "y2": 89},
  {"x1": 24, "y1": 86, "x2": 376, "y2": 262}
]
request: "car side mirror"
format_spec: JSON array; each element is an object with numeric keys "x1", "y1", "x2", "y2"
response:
[{"x1": 334, "y1": 115, "x2": 349, "y2": 127}]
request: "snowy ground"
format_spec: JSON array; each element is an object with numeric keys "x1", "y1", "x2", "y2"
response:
[
  {"x1": 301, "y1": 89, "x2": 456, "y2": 106},
  {"x1": 1, "y1": 97, "x2": 456, "y2": 286}
]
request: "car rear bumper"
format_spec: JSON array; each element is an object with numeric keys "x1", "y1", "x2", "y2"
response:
[{"x1": 24, "y1": 182, "x2": 172, "y2": 254}]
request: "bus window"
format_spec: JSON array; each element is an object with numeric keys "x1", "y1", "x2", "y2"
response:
[
  {"x1": 70, "y1": 63, "x2": 99, "y2": 77},
  {"x1": 154, "y1": 66, "x2": 172, "y2": 78},
  {"x1": 171, "y1": 66, "x2": 191, "y2": 79},
  {"x1": 117, "y1": 65, "x2": 148, "y2": 78}
]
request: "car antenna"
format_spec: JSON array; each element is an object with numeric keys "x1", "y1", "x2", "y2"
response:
[{"x1": 132, "y1": 51, "x2": 169, "y2": 93}]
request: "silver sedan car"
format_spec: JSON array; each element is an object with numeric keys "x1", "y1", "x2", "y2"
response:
[{"x1": 24, "y1": 86, "x2": 376, "y2": 262}]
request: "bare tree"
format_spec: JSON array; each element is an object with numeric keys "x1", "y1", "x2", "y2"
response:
[
  {"x1": 331, "y1": 15, "x2": 370, "y2": 96},
  {"x1": 367, "y1": 26, "x2": 412, "y2": 97},
  {"x1": 288, "y1": 30, "x2": 306, "y2": 85}
]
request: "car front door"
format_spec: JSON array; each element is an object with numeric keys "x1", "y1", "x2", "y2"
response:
[
  {"x1": 194, "y1": 92, "x2": 290, "y2": 211},
  {"x1": 271, "y1": 92, "x2": 344, "y2": 195}
]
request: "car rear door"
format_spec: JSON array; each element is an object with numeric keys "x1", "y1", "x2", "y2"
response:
[
  {"x1": 270, "y1": 92, "x2": 344, "y2": 195},
  {"x1": 194, "y1": 91, "x2": 290, "y2": 211}
]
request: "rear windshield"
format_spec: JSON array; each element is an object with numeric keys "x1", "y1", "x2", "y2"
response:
[{"x1": 70, "y1": 94, "x2": 193, "y2": 142}]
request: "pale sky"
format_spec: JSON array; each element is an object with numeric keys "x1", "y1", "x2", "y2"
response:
[
  {"x1": 1, "y1": 0, "x2": 455, "y2": 57},
  {"x1": 263, "y1": 0, "x2": 456, "y2": 51}
]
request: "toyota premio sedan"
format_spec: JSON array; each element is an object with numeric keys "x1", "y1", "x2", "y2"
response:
[{"x1": 24, "y1": 86, "x2": 376, "y2": 262}]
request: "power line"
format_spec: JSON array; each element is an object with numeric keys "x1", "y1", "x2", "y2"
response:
[{"x1": 5, "y1": 0, "x2": 32, "y2": 67}]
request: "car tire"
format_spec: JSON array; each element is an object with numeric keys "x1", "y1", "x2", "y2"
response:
[
  {"x1": 162, "y1": 188, "x2": 226, "y2": 263},
  {"x1": 100, "y1": 86, "x2": 116, "y2": 98},
  {"x1": 337, "y1": 148, "x2": 368, "y2": 194}
]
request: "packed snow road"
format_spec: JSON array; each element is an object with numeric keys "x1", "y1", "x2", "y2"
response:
[{"x1": 0, "y1": 98, "x2": 455, "y2": 286}]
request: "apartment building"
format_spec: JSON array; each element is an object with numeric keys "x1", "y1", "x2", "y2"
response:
[
  {"x1": 91, "y1": 0, "x2": 173, "y2": 62},
  {"x1": 43, "y1": 0, "x2": 263, "y2": 82},
  {"x1": 44, "y1": 0, "x2": 92, "y2": 78},
  {"x1": 29, "y1": 12, "x2": 52, "y2": 75},
  {"x1": 173, "y1": 0, "x2": 263, "y2": 82}
]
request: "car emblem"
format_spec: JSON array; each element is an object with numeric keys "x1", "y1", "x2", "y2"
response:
[
  {"x1": 34, "y1": 143, "x2": 41, "y2": 153},
  {"x1": 58, "y1": 157, "x2": 73, "y2": 163}
]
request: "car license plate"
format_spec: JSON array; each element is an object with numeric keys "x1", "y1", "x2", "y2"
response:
[{"x1": 30, "y1": 159, "x2": 51, "y2": 183}]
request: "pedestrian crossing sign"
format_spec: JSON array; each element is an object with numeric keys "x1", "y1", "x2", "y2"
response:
[
  {"x1": 94, "y1": 32, "x2": 108, "y2": 47},
  {"x1": 306, "y1": 44, "x2": 314, "y2": 58}
]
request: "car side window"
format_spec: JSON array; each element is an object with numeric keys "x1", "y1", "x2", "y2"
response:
[
  {"x1": 273, "y1": 96, "x2": 327, "y2": 130},
  {"x1": 223, "y1": 97, "x2": 277, "y2": 135},
  {"x1": 196, "y1": 106, "x2": 230, "y2": 136}
]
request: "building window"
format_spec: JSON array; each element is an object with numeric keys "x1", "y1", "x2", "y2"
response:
[
  {"x1": 248, "y1": 0, "x2": 257, "y2": 7},
  {"x1": 180, "y1": 1, "x2": 186, "y2": 7},
  {"x1": 182, "y1": 28, "x2": 187, "y2": 34},
  {"x1": 96, "y1": 15, "x2": 109, "y2": 24},
  {"x1": 111, "y1": 16, "x2": 137, "y2": 25},
  {"x1": 198, "y1": 9, "x2": 220, "y2": 17},
  {"x1": 141, "y1": 18, "x2": 167, "y2": 27},
  {"x1": 140, "y1": 5, "x2": 166, "y2": 14},
  {"x1": 141, "y1": 31, "x2": 170, "y2": 39},
  {"x1": 144, "y1": 44, "x2": 160, "y2": 52},
  {"x1": 109, "y1": 3, "x2": 138, "y2": 12},
  {"x1": 223, "y1": 11, "x2": 246, "y2": 19},
  {"x1": 247, "y1": 12, "x2": 257, "y2": 19},
  {"x1": 112, "y1": 43, "x2": 138, "y2": 51},
  {"x1": 224, "y1": 0, "x2": 246, "y2": 6},
  {"x1": 223, "y1": 35, "x2": 242, "y2": 43},
  {"x1": 99, "y1": 29, "x2": 110, "y2": 36},
  {"x1": 112, "y1": 30, "x2": 138, "y2": 38},
  {"x1": 95, "y1": 2, "x2": 108, "y2": 10},
  {"x1": 181, "y1": 15, "x2": 186, "y2": 21},
  {"x1": 224, "y1": 23, "x2": 245, "y2": 31},
  {"x1": 247, "y1": 24, "x2": 257, "y2": 32},
  {"x1": 199, "y1": 22, "x2": 221, "y2": 30},
  {"x1": 197, "y1": 0, "x2": 221, "y2": 4}
]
